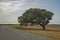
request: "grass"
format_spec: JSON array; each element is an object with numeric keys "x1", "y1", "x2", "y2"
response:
[
  {"x1": 0, "y1": 24, "x2": 60, "y2": 40},
  {"x1": 14, "y1": 25, "x2": 60, "y2": 40}
]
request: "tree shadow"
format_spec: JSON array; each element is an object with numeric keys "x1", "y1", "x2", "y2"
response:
[
  {"x1": 45, "y1": 29, "x2": 60, "y2": 32},
  {"x1": 24, "y1": 28, "x2": 42, "y2": 30},
  {"x1": 24, "y1": 28, "x2": 60, "y2": 32}
]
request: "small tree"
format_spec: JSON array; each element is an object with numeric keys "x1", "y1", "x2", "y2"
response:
[{"x1": 18, "y1": 8, "x2": 54, "y2": 30}]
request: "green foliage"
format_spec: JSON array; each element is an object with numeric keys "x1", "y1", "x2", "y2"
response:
[
  {"x1": 18, "y1": 8, "x2": 54, "y2": 27},
  {"x1": 14, "y1": 26, "x2": 24, "y2": 30}
]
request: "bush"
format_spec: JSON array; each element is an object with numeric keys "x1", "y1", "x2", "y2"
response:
[{"x1": 14, "y1": 26, "x2": 24, "y2": 30}]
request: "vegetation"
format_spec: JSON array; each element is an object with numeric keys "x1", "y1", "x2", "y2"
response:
[
  {"x1": 18, "y1": 8, "x2": 54, "y2": 30},
  {"x1": 0, "y1": 24, "x2": 60, "y2": 40},
  {"x1": 14, "y1": 25, "x2": 60, "y2": 40}
]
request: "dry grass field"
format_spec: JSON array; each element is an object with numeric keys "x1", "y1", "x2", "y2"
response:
[
  {"x1": 21, "y1": 25, "x2": 60, "y2": 40},
  {"x1": 0, "y1": 24, "x2": 60, "y2": 40},
  {"x1": 13, "y1": 24, "x2": 60, "y2": 40}
]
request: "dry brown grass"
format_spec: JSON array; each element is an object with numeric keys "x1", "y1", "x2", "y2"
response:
[
  {"x1": 21, "y1": 25, "x2": 60, "y2": 40},
  {"x1": 0, "y1": 24, "x2": 60, "y2": 40}
]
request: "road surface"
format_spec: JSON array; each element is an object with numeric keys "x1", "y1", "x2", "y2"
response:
[{"x1": 0, "y1": 25, "x2": 54, "y2": 40}]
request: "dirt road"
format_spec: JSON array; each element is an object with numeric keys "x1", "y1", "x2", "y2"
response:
[{"x1": 0, "y1": 26, "x2": 54, "y2": 40}]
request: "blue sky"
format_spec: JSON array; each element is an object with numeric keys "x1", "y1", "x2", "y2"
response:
[{"x1": 0, "y1": 0, "x2": 60, "y2": 24}]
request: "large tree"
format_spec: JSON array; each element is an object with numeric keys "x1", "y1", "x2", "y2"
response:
[{"x1": 18, "y1": 8, "x2": 54, "y2": 30}]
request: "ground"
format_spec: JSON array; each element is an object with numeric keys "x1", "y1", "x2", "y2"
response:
[
  {"x1": 0, "y1": 24, "x2": 60, "y2": 40},
  {"x1": 0, "y1": 24, "x2": 54, "y2": 40},
  {"x1": 13, "y1": 24, "x2": 60, "y2": 40}
]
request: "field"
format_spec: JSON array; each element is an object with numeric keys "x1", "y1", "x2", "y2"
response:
[
  {"x1": 13, "y1": 24, "x2": 60, "y2": 40},
  {"x1": 0, "y1": 24, "x2": 60, "y2": 40}
]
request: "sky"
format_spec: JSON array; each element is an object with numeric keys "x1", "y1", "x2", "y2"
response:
[{"x1": 0, "y1": 0, "x2": 60, "y2": 24}]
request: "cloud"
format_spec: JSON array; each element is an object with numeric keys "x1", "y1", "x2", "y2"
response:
[
  {"x1": 0, "y1": 0, "x2": 60, "y2": 24},
  {"x1": 0, "y1": 0, "x2": 26, "y2": 24},
  {"x1": 0, "y1": 15, "x2": 18, "y2": 24},
  {"x1": 0, "y1": 0, "x2": 26, "y2": 16},
  {"x1": 0, "y1": 0, "x2": 26, "y2": 2}
]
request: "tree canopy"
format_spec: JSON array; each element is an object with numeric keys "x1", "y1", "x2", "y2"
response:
[{"x1": 18, "y1": 8, "x2": 54, "y2": 30}]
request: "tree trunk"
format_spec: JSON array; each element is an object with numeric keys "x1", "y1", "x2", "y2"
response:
[{"x1": 42, "y1": 25, "x2": 45, "y2": 30}]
